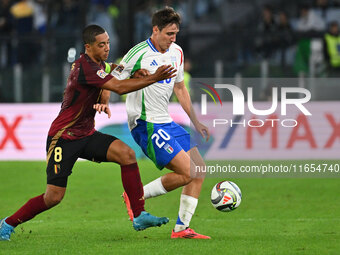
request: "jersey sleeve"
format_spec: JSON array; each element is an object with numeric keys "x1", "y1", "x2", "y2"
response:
[
  {"x1": 78, "y1": 61, "x2": 113, "y2": 88},
  {"x1": 175, "y1": 47, "x2": 184, "y2": 83},
  {"x1": 111, "y1": 50, "x2": 141, "y2": 80},
  {"x1": 111, "y1": 44, "x2": 147, "y2": 80},
  {"x1": 110, "y1": 59, "x2": 132, "y2": 80}
]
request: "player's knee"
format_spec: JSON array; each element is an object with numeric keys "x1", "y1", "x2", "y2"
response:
[
  {"x1": 179, "y1": 172, "x2": 192, "y2": 186},
  {"x1": 49, "y1": 193, "x2": 64, "y2": 207},
  {"x1": 44, "y1": 192, "x2": 64, "y2": 208},
  {"x1": 119, "y1": 146, "x2": 136, "y2": 165}
]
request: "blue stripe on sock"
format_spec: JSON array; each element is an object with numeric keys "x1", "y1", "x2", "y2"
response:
[{"x1": 176, "y1": 216, "x2": 184, "y2": 225}]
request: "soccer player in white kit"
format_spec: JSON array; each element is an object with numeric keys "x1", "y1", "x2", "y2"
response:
[{"x1": 112, "y1": 7, "x2": 210, "y2": 239}]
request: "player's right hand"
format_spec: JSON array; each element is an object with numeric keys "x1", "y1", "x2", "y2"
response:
[
  {"x1": 93, "y1": 103, "x2": 111, "y2": 118},
  {"x1": 152, "y1": 65, "x2": 177, "y2": 82}
]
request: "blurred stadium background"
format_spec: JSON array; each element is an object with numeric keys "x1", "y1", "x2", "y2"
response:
[
  {"x1": 1, "y1": 0, "x2": 340, "y2": 103},
  {"x1": 1, "y1": 0, "x2": 340, "y2": 160},
  {"x1": 0, "y1": 1, "x2": 339, "y2": 253}
]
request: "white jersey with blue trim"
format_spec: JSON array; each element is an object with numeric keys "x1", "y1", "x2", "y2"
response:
[{"x1": 111, "y1": 38, "x2": 184, "y2": 130}]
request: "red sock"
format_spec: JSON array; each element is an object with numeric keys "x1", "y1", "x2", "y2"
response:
[
  {"x1": 121, "y1": 163, "x2": 145, "y2": 217},
  {"x1": 5, "y1": 194, "x2": 48, "y2": 227}
]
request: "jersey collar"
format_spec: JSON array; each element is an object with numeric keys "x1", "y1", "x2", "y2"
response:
[
  {"x1": 83, "y1": 53, "x2": 105, "y2": 69},
  {"x1": 146, "y1": 38, "x2": 169, "y2": 53}
]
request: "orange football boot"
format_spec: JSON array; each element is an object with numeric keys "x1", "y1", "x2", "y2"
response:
[{"x1": 171, "y1": 228, "x2": 211, "y2": 239}]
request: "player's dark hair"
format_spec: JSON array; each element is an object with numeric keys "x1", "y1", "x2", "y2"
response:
[
  {"x1": 82, "y1": 25, "x2": 106, "y2": 45},
  {"x1": 152, "y1": 6, "x2": 181, "y2": 31}
]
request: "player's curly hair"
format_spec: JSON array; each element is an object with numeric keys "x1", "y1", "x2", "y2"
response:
[
  {"x1": 82, "y1": 25, "x2": 106, "y2": 45},
  {"x1": 152, "y1": 6, "x2": 181, "y2": 31}
]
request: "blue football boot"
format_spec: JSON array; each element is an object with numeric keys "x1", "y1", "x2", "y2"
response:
[
  {"x1": 0, "y1": 218, "x2": 15, "y2": 241},
  {"x1": 133, "y1": 211, "x2": 169, "y2": 231}
]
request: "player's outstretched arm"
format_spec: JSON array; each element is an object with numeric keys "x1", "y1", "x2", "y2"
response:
[
  {"x1": 174, "y1": 81, "x2": 210, "y2": 141},
  {"x1": 102, "y1": 65, "x2": 176, "y2": 95}
]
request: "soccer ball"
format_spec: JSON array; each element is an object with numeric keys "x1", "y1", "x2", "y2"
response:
[{"x1": 211, "y1": 181, "x2": 242, "y2": 212}]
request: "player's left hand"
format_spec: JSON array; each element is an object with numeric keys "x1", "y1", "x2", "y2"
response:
[
  {"x1": 93, "y1": 103, "x2": 111, "y2": 118},
  {"x1": 194, "y1": 122, "x2": 210, "y2": 142},
  {"x1": 132, "y1": 69, "x2": 151, "y2": 78}
]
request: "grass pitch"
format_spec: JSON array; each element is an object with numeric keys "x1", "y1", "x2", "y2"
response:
[{"x1": 0, "y1": 160, "x2": 339, "y2": 255}]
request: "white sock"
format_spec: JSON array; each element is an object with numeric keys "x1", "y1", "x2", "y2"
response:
[
  {"x1": 174, "y1": 194, "x2": 198, "y2": 232},
  {"x1": 143, "y1": 177, "x2": 167, "y2": 199}
]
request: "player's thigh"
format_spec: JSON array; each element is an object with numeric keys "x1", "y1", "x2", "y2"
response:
[
  {"x1": 186, "y1": 147, "x2": 204, "y2": 164},
  {"x1": 80, "y1": 131, "x2": 135, "y2": 165},
  {"x1": 106, "y1": 139, "x2": 136, "y2": 164},
  {"x1": 46, "y1": 136, "x2": 85, "y2": 187},
  {"x1": 80, "y1": 131, "x2": 118, "y2": 162},
  {"x1": 170, "y1": 122, "x2": 205, "y2": 177},
  {"x1": 165, "y1": 149, "x2": 192, "y2": 177}
]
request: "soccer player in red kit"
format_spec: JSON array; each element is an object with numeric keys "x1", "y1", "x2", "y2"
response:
[{"x1": 0, "y1": 24, "x2": 176, "y2": 241}]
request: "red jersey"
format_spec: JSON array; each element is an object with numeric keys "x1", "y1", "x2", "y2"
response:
[{"x1": 48, "y1": 54, "x2": 113, "y2": 140}]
